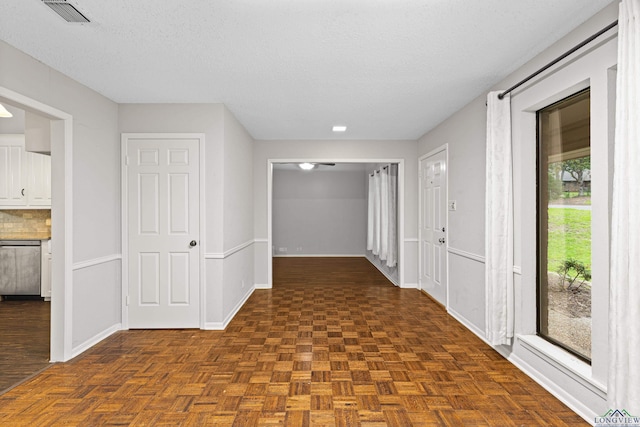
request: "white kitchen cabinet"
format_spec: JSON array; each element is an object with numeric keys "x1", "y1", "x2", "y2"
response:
[
  {"x1": 0, "y1": 134, "x2": 51, "y2": 208},
  {"x1": 0, "y1": 134, "x2": 27, "y2": 206},
  {"x1": 28, "y1": 151, "x2": 52, "y2": 206}
]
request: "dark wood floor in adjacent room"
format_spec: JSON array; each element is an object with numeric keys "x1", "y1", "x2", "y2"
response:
[
  {"x1": 0, "y1": 298, "x2": 51, "y2": 394},
  {"x1": 0, "y1": 257, "x2": 587, "y2": 426}
]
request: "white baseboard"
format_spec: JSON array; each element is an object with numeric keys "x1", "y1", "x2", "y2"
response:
[
  {"x1": 223, "y1": 287, "x2": 255, "y2": 326},
  {"x1": 447, "y1": 308, "x2": 598, "y2": 425},
  {"x1": 254, "y1": 283, "x2": 271, "y2": 289},
  {"x1": 71, "y1": 323, "x2": 121, "y2": 359},
  {"x1": 364, "y1": 256, "x2": 400, "y2": 287},
  {"x1": 203, "y1": 322, "x2": 224, "y2": 330},
  {"x1": 447, "y1": 308, "x2": 490, "y2": 346},
  {"x1": 273, "y1": 254, "x2": 365, "y2": 258},
  {"x1": 401, "y1": 282, "x2": 418, "y2": 289},
  {"x1": 203, "y1": 287, "x2": 255, "y2": 331},
  {"x1": 507, "y1": 353, "x2": 597, "y2": 425}
]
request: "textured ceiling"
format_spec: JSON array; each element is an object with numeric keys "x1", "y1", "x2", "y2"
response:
[{"x1": 0, "y1": 0, "x2": 613, "y2": 140}]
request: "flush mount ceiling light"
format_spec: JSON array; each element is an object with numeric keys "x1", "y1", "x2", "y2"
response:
[
  {"x1": 298, "y1": 163, "x2": 316, "y2": 170},
  {"x1": 332, "y1": 125, "x2": 347, "y2": 132},
  {"x1": 41, "y1": 0, "x2": 90, "y2": 23},
  {"x1": 0, "y1": 104, "x2": 13, "y2": 118}
]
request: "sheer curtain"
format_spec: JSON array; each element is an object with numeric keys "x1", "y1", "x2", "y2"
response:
[
  {"x1": 367, "y1": 174, "x2": 374, "y2": 251},
  {"x1": 386, "y1": 164, "x2": 398, "y2": 268},
  {"x1": 367, "y1": 165, "x2": 398, "y2": 268},
  {"x1": 380, "y1": 167, "x2": 389, "y2": 260},
  {"x1": 609, "y1": 0, "x2": 640, "y2": 412},
  {"x1": 485, "y1": 90, "x2": 514, "y2": 346},
  {"x1": 372, "y1": 171, "x2": 381, "y2": 255}
]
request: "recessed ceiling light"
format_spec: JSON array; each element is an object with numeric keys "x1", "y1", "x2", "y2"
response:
[
  {"x1": 0, "y1": 103, "x2": 13, "y2": 118},
  {"x1": 332, "y1": 125, "x2": 347, "y2": 132},
  {"x1": 298, "y1": 163, "x2": 316, "y2": 170}
]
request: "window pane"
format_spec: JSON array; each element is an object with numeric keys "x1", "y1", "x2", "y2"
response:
[{"x1": 537, "y1": 89, "x2": 591, "y2": 362}]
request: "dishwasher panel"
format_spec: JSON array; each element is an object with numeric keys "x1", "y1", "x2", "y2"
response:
[{"x1": 0, "y1": 241, "x2": 42, "y2": 296}]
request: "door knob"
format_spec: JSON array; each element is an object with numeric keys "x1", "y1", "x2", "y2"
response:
[
  {"x1": 438, "y1": 238, "x2": 445, "y2": 244},
  {"x1": 189, "y1": 240, "x2": 197, "y2": 247}
]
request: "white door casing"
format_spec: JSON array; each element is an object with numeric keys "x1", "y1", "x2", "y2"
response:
[
  {"x1": 125, "y1": 135, "x2": 201, "y2": 328},
  {"x1": 419, "y1": 148, "x2": 447, "y2": 305}
]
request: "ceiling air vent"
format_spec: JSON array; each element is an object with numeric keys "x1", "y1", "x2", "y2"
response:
[{"x1": 42, "y1": 0, "x2": 90, "y2": 23}]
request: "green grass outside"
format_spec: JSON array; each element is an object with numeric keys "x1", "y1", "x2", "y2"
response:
[{"x1": 547, "y1": 207, "x2": 591, "y2": 271}]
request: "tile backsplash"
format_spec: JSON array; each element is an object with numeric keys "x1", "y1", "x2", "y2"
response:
[{"x1": 0, "y1": 210, "x2": 51, "y2": 237}]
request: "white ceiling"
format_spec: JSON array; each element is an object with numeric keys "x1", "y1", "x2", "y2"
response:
[{"x1": 0, "y1": 0, "x2": 613, "y2": 140}]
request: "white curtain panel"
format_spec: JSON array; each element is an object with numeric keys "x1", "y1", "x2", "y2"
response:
[
  {"x1": 485, "y1": 91, "x2": 514, "y2": 346},
  {"x1": 380, "y1": 166, "x2": 390, "y2": 260},
  {"x1": 366, "y1": 165, "x2": 399, "y2": 268},
  {"x1": 609, "y1": 0, "x2": 640, "y2": 412},
  {"x1": 373, "y1": 170, "x2": 381, "y2": 255},
  {"x1": 367, "y1": 174, "x2": 374, "y2": 251},
  {"x1": 387, "y1": 164, "x2": 398, "y2": 268}
]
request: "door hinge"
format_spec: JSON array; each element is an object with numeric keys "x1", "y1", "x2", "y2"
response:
[
  {"x1": 126, "y1": 295, "x2": 130, "y2": 306},
  {"x1": 125, "y1": 155, "x2": 129, "y2": 166}
]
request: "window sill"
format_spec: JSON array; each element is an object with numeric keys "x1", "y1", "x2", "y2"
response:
[{"x1": 516, "y1": 334, "x2": 606, "y2": 396}]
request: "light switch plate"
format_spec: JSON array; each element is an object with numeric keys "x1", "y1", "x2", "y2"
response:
[{"x1": 449, "y1": 200, "x2": 457, "y2": 211}]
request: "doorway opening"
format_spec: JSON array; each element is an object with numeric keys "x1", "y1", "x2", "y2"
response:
[
  {"x1": 267, "y1": 159, "x2": 405, "y2": 288},
  {"x1": 0, "y1": 86, "x2": 74, "y2": 369}
]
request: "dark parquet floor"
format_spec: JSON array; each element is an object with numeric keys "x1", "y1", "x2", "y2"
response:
[
  {"x1": 0, "y1": 298, "x2": 51, "y2": 394},
  {"x1": 0, "y1": 258, "x2": 588, "y2": 426}
]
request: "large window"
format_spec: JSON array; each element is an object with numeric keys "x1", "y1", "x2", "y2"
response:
[{"x1": 537, "y1": 89, "x2": 591, "y2": 362}]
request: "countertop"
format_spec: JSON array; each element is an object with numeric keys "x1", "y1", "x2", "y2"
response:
[{"x1": 0, "y1": 233, "x2": 51, "y2": 240}]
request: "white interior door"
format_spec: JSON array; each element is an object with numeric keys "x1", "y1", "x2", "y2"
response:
[
  {"x1": 126, "y1": 135, "x2": 200, "y2": 328},
  {"x1": 419, "y1": 149, "x2": 447, "y2": 305}
]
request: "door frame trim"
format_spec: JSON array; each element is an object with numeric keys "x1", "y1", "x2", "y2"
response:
[
  {"x1": 121, "y1": 133, "x2": 206, "y2": 329},
  {"x1": 0, "y1": 86, "x2": 73, "y2": 362},
  {"x1": 418, "y1": 144, "x2": 449, "y2": 308}
]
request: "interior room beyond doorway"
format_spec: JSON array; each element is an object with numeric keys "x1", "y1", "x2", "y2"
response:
[{"x1": 270, "y1": 161, "x2": 403, "y2": 286}]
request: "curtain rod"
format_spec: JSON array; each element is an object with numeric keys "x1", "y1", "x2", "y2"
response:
[
  {"x1": 498, "y1": 20, "x2": 618, "y2": 100},
  {"x1": 370, "y1": 165, "x2": 390, "y2": 176}
]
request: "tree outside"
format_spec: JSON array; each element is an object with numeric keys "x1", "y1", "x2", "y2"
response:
[{"x1": 561, "y1": 156, "x2": 590, "y2": 197}]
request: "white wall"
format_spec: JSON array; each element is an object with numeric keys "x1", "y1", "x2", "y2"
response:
[
  {"x1": 417, "y1": 2, "x2": 618, "y2": 421},
  {"x1": 1, "y1": 40, "x2": 121, "y2": 360},
  {"x1": 220, "y1": 106, "x2": 254, "y2": 325},
  {"x1": 418, "y1": 97, "x2": 488, "y2": 331},
  {"x1": 273, "y1": 165, "x2": 367, "y2": 256},
  {"x1": 253, "y1": 139, "x2": 418, "y2": 288}
]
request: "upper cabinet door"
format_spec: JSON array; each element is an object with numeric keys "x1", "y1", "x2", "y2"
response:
[
  {"x1": 28, "y1": 152, "x2": 52, "y2": 206},
  {"x1": 0, "y1": 134, "x2": 51, "y2": 208},
  {"x1": 0, "y1": 134, "x2": 28, "y2": 206}
]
